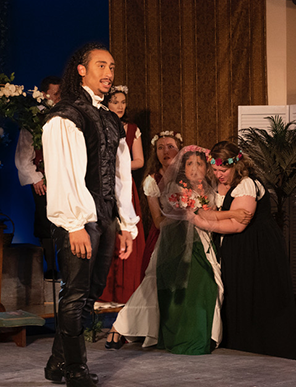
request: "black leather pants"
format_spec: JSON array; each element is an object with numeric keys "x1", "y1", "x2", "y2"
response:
[{"x1": 52, "y1": 217, "x2": 117, "y2": 338}]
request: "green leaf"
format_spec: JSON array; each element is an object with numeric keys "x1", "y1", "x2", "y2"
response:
[{"x1": 239, "y1": 115, "x2": 296, "y2": 229}]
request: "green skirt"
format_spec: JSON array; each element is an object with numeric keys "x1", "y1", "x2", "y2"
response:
[{"x1": 157, "y1": 240, "x2": 217, "y2": 355}]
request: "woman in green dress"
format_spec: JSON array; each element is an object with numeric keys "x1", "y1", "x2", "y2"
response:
[
  {"x1": 105, "y1": 145, "x2": 250, "y2": 354},
  {"x1": 156, "y1": 145, "x2": 223, "y2": 355}
]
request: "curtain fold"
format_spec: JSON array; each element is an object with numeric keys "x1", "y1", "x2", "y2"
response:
[{"x1": 109, "y1": 0, "x2": 267, "y2": 150}]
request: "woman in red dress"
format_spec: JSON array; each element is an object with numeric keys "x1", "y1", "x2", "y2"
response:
[
  {"x1": 99, "y1": 85, "x2": 145, "y2": 304},
  {"x1": 140, "y1": 131, "x2": 184, "y2": 279}
]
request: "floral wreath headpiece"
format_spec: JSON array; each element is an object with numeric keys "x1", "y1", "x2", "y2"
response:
[
  {"x1": 183, "y1": 145, "x2": 210, "y2": 157},
  {"x1": 207, "y1": 150, "x2": 243, "y2": 166},
  {"x1": 109, "y1": 85, "x2": 128, "y2": 95},
  {"x1": 151, "y1": 131, "x2": 183, "y2": 146}
]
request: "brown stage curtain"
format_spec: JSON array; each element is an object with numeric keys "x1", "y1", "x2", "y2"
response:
[{"x1": 109, "y1": 0, "x2": 267, "y2": 151}]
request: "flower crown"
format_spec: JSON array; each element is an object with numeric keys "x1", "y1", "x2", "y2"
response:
[
  {"x1": 109, "y1": 85, "x2": 128, "y2": 95},
  {"x1": 184, "y1": 145, "x2": 210, "y2": 157},
  {"x1": 207, "y1": 150, "x2": 243, "y2": 166},
  {"x1": 151, "y1": 131, "x2": 183, "y2": 146}
]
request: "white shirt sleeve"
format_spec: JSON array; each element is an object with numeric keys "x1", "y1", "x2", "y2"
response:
[
  {"x1": 115, "y1": 138, "x2": 139, "y2": 239},
  {"x1": 135, "y1": 126, "x2": 142, "y2": 139},
  {"x1": 15, "y1": 128, "x2": 44, "y2": 186},
  {"x1": 231, "y1": 177, "x2": 265, "y2": 200},
  {"x1": 42, "y1": 116, "x2": 97, "y2": 232}
]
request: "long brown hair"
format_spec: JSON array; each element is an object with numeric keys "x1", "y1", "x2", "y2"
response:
[
  {"x1": 142, "y1": 135, "x2": 183, "y2": 179},
  {"x1": 209, "y1": 141, "x2": 255, "y2": 187},
  {"x1": 140, "y1": 135, "x2": 183, "y2": 235}
]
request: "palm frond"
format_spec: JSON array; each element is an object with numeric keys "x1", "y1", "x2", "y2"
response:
[{"x1": 238, "y1": 115, "x2": 296, "y2": 229}]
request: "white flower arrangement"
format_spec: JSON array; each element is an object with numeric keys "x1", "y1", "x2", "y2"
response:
[
  {"x1": 30, "y1": 86, "x2": 45, "y2": 103},
  {"x1": 110, "y1": 85, "x2": 128, "y2": 94},
  {"x1": 0, "y1": 73, "x2": 53, "y2": 150},
  {"x1": 151, "y1": 131, "x2": 183, "y2": 146},
  {"x1": 0, "y1": 83, "x2": 26, "y2": 98}
]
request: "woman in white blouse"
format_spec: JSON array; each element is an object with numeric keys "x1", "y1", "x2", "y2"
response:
[
  {"x1": 191, "y1": 141, "x2": 296, "y2": 359},
  {"x1": 105, "y1": 131, "x2": 183, "y2": 349},
  {"x1": 105, "y1": 138, "x2": 250, "y2": 351}
]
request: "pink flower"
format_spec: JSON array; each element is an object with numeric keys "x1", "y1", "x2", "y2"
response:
[
  {"x1": 216, "y1": 158, "x2": 223, "y2": 166},
  {"x1": 169, "y1": 194, "x2": 178, "y2": 202}
]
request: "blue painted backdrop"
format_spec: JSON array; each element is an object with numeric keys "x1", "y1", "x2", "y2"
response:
[{"x1": 0, "y1": 0, "x2": 109, "y2": 246}]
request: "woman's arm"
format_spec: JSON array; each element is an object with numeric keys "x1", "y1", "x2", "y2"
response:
[
  {"x1": 131, "y1": 135, "x2": 144, "y2": 171},
  {"x1": 199, "y1": 207, "x2": 253, "y2": 224},
  {"x1": 147, "y1": 195, "x2": 165, "y2": 229},
  {"x1": 193, "y1": 196, "x2": 257, "y2": 234}
]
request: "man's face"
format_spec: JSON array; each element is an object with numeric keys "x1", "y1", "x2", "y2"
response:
[
  {"x1": 43, "y1": 83, "x2": 61, "y2": 105},
  {"x1": 78, "y1": 49, "x2": 115, "y2": 97}
]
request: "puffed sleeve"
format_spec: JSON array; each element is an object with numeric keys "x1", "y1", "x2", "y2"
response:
[
  {"x1": 143, "y1": 175, "x2": 160, "y2": 197},
  {"x1": 15, "y1": 128, "x2": 44, "y2": 185},
  {"x1": 115, "y1": 138, "x2": 140, "y2": 239},
  {"x1": 231, "y1": 177, "x2": 265, "y2": 199},
  {"x1": 42, "y1": 116, "x2": 97, "y2": 232},
  {"x1": 135, "y1": 126, "x2": 142, "y2": 139}
]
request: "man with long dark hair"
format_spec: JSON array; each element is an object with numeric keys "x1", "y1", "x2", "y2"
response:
[{"x1": 42, "y1": 43, "x2": 139, "y2": 387}]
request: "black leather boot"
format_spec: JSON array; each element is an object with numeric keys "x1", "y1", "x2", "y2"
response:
[
  {"x1": 44, "y1": 354, "x2": 65, "y2": 382},
  {"x1": 45, "y1": 332, "x2": 98, "y2": 385},
  {"x1": 65, "y1": 364, "x2": 97, "y2": 387},
  {"x1": 62, "y1": 333, "x2": 98, "y2": 387},
  {"x1": 44, "y1": 331, "x2": 65, "y2": 382}
]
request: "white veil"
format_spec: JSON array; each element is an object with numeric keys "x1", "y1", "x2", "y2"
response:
[
  {"x1": 156, "y1": 145, "x2": 216, "y2": 291},
  {"x1": 155, "y1": 145, "x2": 224, "y2": 345}
]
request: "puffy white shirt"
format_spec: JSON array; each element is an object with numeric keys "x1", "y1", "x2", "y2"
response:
[
  {"x1": 42, "y1": 86, "x2": 139, "y2": 238},
  {"x1": 15, "y1": 128, "x2": 44, "y2": 185}
]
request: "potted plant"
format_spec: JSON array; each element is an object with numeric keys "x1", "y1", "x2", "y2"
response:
[{"x1": 238, "y1": 115, "x2": 296, "y2": 230}]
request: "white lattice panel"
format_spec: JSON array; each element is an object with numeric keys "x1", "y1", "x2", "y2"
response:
[{"x1": 238, "y1": 105, "x2": 290, "y2": 132}]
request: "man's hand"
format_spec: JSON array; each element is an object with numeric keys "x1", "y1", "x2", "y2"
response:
[
  {"x1": 33, "y1": 180, "x2": 46, "y2": 196},
  {"x1": 69, "y1": 229, "x2": 92, "y2": 259},
  {"x1": 118, "y1": 230, "x2": 133, "y2": 260}
]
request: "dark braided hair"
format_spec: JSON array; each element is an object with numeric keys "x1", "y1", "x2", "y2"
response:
[{"x1": 60, "y1": 42, "x2": 109, "y2": 100}]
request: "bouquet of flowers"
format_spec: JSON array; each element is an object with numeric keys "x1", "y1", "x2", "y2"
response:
[
  {"x1": 0, "y1": 73, "x2": 53, "y2": 149},
  {"x1": 168, "y1": 180, "x2": 210, "y2": 213}
]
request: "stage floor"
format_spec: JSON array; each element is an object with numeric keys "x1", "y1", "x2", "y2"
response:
[{"x1": 1, "y1": 331, "x2": 296, "y2": 386}]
